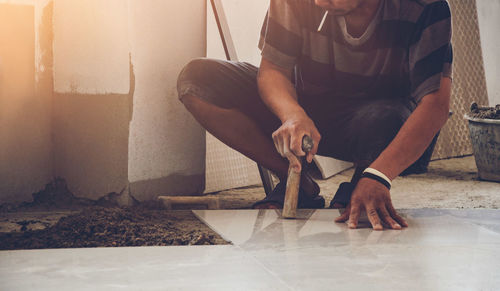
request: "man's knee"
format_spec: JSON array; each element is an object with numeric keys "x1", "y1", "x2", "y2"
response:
[
  {"x1": 177, "y1": 58, "x2": 218, "y2": 104},
  {"x1": 179, "y1": 94, "x2": 198, "y2": 111}
]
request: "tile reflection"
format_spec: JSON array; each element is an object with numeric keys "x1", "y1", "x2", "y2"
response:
[
  {"x1": 193, "y1": 209, "x2": 500, "y2": 290},
  {"x1": 193, "y1": 209, "x2": 500, "y2": 250}
]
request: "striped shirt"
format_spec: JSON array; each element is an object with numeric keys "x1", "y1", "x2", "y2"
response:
[{"x1": 258, "y1": 0, "x2": 453, "y2": 102}]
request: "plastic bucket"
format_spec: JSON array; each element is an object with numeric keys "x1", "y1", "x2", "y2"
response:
[{"x1": 465, "y1": 115, "x2": 500, "y2": 182}]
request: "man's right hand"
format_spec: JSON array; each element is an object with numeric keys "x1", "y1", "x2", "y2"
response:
[{"x1": 272, "y1": 112, "x2": 321, "y2": 173}]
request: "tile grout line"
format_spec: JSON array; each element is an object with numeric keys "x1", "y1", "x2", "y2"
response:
[
  {"x1": 241, "y1": 245, "x2": 297, "y2": 291},
  {"x1": 192, "y1": 210, "x2": 296, "y2": 290}
]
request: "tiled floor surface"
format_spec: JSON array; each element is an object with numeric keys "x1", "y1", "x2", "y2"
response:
[{"x1": 1, "y1": 209, "x2": 500, "y2": 290}]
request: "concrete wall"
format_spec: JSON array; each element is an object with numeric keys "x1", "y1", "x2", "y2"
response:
[
  {"x1": 52, "y1": 0, "x2": 132, "y2": 199},
  {"x1": 127, "y1": 1, "x2": 206, "y2": 200},
  {"x1": 0, "y1": 0, "x2": 206, "y2": 202},
  {"x1": 53, "y1": 0, "x2": 130, "y2": 94},
  {"x1": 476, "y1": 0, "x2": 500, "y2": 106},
  {"x1": 52, "y1": 0, "x2": 206, "y2": 200},
  {"x1": 0, "y1": 1, "x2": 53, "y2": 202}
]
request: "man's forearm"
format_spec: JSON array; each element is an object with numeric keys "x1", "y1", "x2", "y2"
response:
[
  {"x1": 257, "y1": 58, "x2": 322, "y2": 162},
  {"x1": 257, "y1": 59, "x2": 306, "y2": 122},
  {"x1": 370, "y1": 77, "x2": 452, "y2": 180}
]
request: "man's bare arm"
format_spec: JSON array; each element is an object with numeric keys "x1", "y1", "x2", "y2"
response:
[
  {"x1": 257, "y1": 58, "x2": 321, "y2": 169},
  {"x1": 370, "y1": 77, "x2": 451, "y2": 179},
  {"x1": 257, "y1": 58, "x2": 300, "y2": 121},
  {"x1": 336, "y1": 77, "x2": 451, "y2": 230}
]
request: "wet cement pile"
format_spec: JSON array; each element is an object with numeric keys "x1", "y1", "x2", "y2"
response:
[
  {"x1": 0, "y1": 179, "x2": 228, "y2": 250},
  {"x1": 0, "y1": 207, "x2": 228, "y2": 250}
]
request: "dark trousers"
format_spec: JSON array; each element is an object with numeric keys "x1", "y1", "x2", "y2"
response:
[{"x1": 177, "y1": 58, "x2": 434, "y2": 172}]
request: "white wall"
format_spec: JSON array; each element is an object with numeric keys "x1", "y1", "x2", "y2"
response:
[
  {"x1": 207, "y1": 0, "x2": 268, "y2": 66},
  {"x1": 476, "y1": 0, "x2": 500, "y2": 106}
]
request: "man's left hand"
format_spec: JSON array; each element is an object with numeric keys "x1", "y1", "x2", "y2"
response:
[{"x1": 334, "y1": 178, "x2": 408, "y2": 230}]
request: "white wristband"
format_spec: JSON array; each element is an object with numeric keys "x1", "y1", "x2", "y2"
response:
[{"x1": 363, "y1": 168, "x2": 392, "y2": 187}]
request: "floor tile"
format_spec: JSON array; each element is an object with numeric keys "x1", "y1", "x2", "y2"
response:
[
  {"x1": 193, "y1": 209, "x2": 500, "y2": 248},
  {"x1": 0, "y1": 246, "x2": 290, "y2": 291},
  {"x1": 250, "y1": 243, "x2": 500, "y2": 291},
  {"x1": 194, "y1": 209, "x2": 500, "y2": 291}
]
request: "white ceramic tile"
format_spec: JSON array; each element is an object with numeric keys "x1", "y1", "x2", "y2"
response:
[
  {"x1": 194, "y1": 209, "x2": 500, "y2": 249},
  {"x1": 250, "y1": 244, "x2": 500, "y2": 291},
  {"x1": 0, "y1": 246, "x2": 290, "y2": 291},
  {"x1": 194, "y1": 209, "x2": 500, "y2": 290}
]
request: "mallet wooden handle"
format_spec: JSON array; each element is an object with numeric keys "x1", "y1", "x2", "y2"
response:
[{"x1": 282, "y1": 135, "x2": 314, "y2": 219}]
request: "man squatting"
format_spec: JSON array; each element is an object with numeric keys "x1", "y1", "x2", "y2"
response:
[{"x1": 177, "y1": 0, "x2": 453, "y2": 230}]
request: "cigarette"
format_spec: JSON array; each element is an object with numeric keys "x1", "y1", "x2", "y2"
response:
[{"x1": 317, "y1": 11, "x2": 329, "y2": 32}]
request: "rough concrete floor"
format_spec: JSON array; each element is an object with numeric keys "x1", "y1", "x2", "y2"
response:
[
  {"x1": 1, "y1": 156, "x2": 498, "y2": 235},
  {"x1": 217, "y1": 155, "x2": 500, "y2": 209}
]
